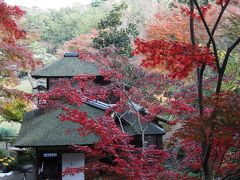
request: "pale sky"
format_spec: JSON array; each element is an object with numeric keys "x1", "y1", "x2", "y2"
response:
[{"x1": 5, "y1": 0, "x2": 91, "y2": 9}]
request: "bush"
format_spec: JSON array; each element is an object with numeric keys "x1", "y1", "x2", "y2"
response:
[
  {"x1": 0, "y1": 122, "x2": 20, "y2": 140},
  {"x1": 0, "y1": 127, "x2": 15, "y2": 140},
  {"x1": 0, "y1": 156, "x2": 16, "y2": 173},
  {"x1": 0, "y1": 150, "x2": 16, "y2": 173},
  {"x1": 0, "y1": 149, "x2": 9, "y2": 158},
  {"x1": 16, "y1": 148, "x2": 35, "y2": 166}
]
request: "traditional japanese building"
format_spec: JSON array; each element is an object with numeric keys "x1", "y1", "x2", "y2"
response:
[{"x1": 15, "y1": 52, "x2": 165, "y2": 180}]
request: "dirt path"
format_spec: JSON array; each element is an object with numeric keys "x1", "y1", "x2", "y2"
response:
[{"x1": 163, "y1": 123, "x2": 182, "y2": 142}]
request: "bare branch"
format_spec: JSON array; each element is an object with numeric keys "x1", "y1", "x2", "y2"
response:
[
  {"x1": 193, "y1": 0, "x2": 220, "y2": 72},
  {"x1": 221, "y1": 37, "x2": 240, "y2": 71},
  {"x1": 206, "y1": 1, "x2": 230, "y2": 47},
  {"x1": 216, "y1": 37, "x2": 240, "y2": 93}
]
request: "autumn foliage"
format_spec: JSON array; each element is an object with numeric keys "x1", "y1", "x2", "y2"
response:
[
  {"x1": 57, "y1": 30, "x2": 98, "y2": 57},
  {"x1": 146, "y1": 3, "x2": 215, "y2": 44},
  {"x1": 134, "y1": 0, "x2": 240, "y2": 179},
  {"x1": 0, "y1": 2, "x2": 26, "y2": 42},
  {"x1": 4, "y1": 0, "x2": 237, "y2": 179},
  {"x1": 171, "y1": 92, "x2": 240, "y2": 177},
  {"x1": 0, "y1": 2, "x2": 37, "y2": 85},
  {"x1": 0, "y1": 2, "x2": 39, "y2": 122},
  {"x1": 61, "y1": 108, "x2": 168, "y2": 179},
  {"x1": 36, "y1": 60, "x2": 173, "y2": 179},
  {"x1": 133, "y1": 38, "x2": 215, "y2": 79},
  {"x1": 44, "y1": 0, "x2": 240, "y2": 179}
]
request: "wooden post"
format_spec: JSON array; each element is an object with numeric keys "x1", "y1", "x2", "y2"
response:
[
  {"x1": 4, "y1": 138, "x2": 11, "y2": 150},
  {"x1": 47, "y1": 78, "x2": 50, "y2": 90},
  {"x1": 35, "y1": 147, "x2": 39, "y2": 180},
  {"x1": 5, "y1": 140, "x2": 8, "y2": 150}
]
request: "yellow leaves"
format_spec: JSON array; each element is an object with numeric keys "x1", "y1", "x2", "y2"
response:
[
  {"x1": 2, "y1": 162, "x2": 8, "y2": 166},
  {"x1": 0, "y1": 157, "x2": 15, "y2": 167},
  {"x1": 154, "y1": 92, "x2": 168, "y2": 105},
  {"x1": 218, "y1": 50, "x2": 226, "y2": 60},
  {"x1": 0, "y1": 97, "x2": 27, "y2": 122}
]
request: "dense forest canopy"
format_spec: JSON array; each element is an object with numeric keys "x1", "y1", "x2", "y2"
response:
[{"x1": 20, "y1": 0, "x2": 164, "y2": 60}]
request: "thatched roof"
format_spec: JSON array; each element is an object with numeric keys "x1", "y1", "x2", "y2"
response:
[
  {"x1": 31, "y1": 57, "x2": 100, "y2": 78},
  {"x1": 16, "y1": 101, "x2": 165, "y2": 147},
  {"x1": 15, "y1": 103, "x2": 104, "y2": 147},
  {"x1": 122, "y1": 112, "x2": 165, "y2": 135}
]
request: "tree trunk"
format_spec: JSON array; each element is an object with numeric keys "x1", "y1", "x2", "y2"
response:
[{"x1": 189, "y1": 0, "x2": 211, "y2": 179}]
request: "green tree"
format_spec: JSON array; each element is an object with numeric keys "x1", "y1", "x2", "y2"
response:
[
  {"x1": 91, "y1": 0, "x2": 109, "y2": 7},
  {"x1": 92, "y1": 2, "x2": 139, "y2": 57},
  {"x1": 22, "y1": 4, "x2": 107, "y2": 53},
  {"x1": 28, "y1": 41, "x2": 57, "y2": 64}
]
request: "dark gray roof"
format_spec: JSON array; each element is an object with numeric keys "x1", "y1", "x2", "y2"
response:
[
  {"x1": 15, "y1": 104, "x2": 104, "y2": 147},
  {"x1": 31, "y1": 57, "x2": 100, "y2": 78},
  {"x1": 16, "y1": 102, "x2": 165, "y2": 147},
  {"x1": 122, "y1": 112, "x2": 165, "y2": 135}
]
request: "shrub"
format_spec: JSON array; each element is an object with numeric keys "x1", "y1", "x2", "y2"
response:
[
  {"x1": 16, "y1": 148, "x2": 35, "y2": 166},
  {"x1": 0, "y1": 127, "x2": 15, "y2": 140},
  {"x1": 0, "y1": 156, "x2": 16, "y2": 173},
  {"x1": 0, "y1": 150, "x2": 16, "y2": 173},
  {"x1": 0, "y1": 122, "x2": 20, "y2": 140},
  {"x1": 0, "y1": 149, "x2": 9, "y2": 158}
]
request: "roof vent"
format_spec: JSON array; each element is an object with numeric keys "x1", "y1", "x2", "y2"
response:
[{"x1": 64, "y1": 52, "x2": 79, "y2": 57}]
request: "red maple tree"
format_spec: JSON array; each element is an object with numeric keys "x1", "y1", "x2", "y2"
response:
[
  {"x1": 57, "y1": 30, "x2": 98, "y2": 57},
  {"x1": 0, "y1": 2, "x2": 40, "y2": 121},
  {"x1": 36, "y1": 50, "x2": 178, "y2": 179},
  {"x1": 0, "y1": 2, "x2": 36, "y2": 84},
  {"x1": 35, "y1": 0, "x2": 239, "y2": 179},
  {"x1": 134, "y1": 0, "x2": 240, "y2": 179}
]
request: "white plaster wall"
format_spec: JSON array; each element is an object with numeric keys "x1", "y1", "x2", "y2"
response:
[{"x1": 62, "y1": 153, "x2": 85, "y2": 180}]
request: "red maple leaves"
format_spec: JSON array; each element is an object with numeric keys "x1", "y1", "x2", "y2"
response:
[
  {"x1": 0, "y1": 2, "x2": 26, "y2": 43},
  {"x1": 60, "y1": 108, "x2": 169, "y2": 179},
  {"x1": 133, "y1": 38, "x2": 215, "y2": 79},
  {"x1": 181, "y1": 4, "x2": 212, "y2": 21},
  {"x1": 170, "y1": 92, "x2": 240, "y2": 178}
]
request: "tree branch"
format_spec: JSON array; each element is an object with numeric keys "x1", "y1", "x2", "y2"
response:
[
  {"x1": 216, "y1": 37, "x2": 240, "y2": 93},
  {"x1": 218, "y1": 144, "x2": 228, "y2": 169},
  {"x1": 202, "y1": 126, "x2": 213, "y2": 180},
  {"x1": 211, "y1": 145, "x2": 218, "y2": 171},
  {"x1": 221, "y1": 37, "x2": 240, "y2": 72},
  {"x1": 222, "y1": 168, "x2": 240, "y2": 180},
  {"x1": 193, "y1": 0, "x2": 220, "y2": 72},
  {"x1": 190, "y1": 0, "x2": 195, "y2": 46},
  {"x1": 206, "y1": 1, "x2": 229, "y2": 47}
]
